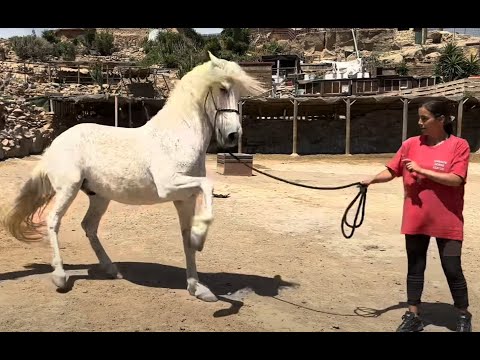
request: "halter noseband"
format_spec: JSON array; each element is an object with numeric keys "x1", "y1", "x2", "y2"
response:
[{"x1": 203, "y1": 88, "x2": 240, "y2": 134}]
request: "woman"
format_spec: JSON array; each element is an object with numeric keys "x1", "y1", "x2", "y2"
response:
[{"x1": 361, "y1": 99, "x2": 472, "y2": 332}]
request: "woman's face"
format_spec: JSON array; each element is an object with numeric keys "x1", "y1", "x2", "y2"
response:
[{"x1": 418, "y1": 106, "x2": 444, "y2": 136}]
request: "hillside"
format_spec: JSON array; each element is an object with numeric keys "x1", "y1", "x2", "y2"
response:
[
  {"x1": 252, "y1": 28, "x2": 480, "y2": 76},
  {"x1": 1, "y1": 28, "x2": 480, "y2": 98}
]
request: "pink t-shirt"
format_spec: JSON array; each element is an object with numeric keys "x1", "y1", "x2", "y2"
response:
[{"x1": 386, "y1": 135, "x2": 470, "y2": 241}]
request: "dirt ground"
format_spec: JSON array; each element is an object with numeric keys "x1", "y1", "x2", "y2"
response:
[{"x1": 1, "y1": 153, "x2": 479, "y2": 332}]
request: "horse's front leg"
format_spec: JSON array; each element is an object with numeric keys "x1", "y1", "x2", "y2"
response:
[
  {"x1": 169, "y1": 174, "x2": 213, "y2": 252},
  {"x1": 173, "y1": 198, "x2": 218, "y2": 302}
]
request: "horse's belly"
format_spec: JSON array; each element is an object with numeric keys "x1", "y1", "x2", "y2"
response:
[
  {"x1": 107, "y1": 186, "x2": 161, "y2": 205},
  {"x1": 85, "y1": 172, "x2": 161, "y2": 205}
]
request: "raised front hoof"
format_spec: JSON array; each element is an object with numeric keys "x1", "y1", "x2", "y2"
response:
[
  {"x1": 52, "y1": 272, "x2": 68, "y2": 291},
  {"x1": 194, "y1": 283, "x2": 218, "y2": 302}
]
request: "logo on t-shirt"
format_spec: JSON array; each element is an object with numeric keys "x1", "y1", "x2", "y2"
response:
[{"x1": 433, "y1": 160, "x2": 447, "y2": 171}]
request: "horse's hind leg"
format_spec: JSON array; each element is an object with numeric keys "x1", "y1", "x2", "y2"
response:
[
  {"x1": 47, "y1": 181, "x2": 82, "y2": 290},
  {"x1": 174, "y1": 198, "x2": 217, "y2": 302},
  {"x1": 81, "y1": 195, "x2": 121, "y2": 279}
]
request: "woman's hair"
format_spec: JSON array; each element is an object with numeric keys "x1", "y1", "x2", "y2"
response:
[{"x1": 420, "y1": 100, "x2": 454, "y2": 135}]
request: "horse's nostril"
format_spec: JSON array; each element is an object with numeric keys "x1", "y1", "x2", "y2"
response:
[{"x1": 227, "y1": 132, "x2": 238, "y2": 142}]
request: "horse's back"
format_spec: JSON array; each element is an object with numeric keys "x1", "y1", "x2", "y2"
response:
[
  {"x1": 42, "y1": 123, "x2": 160, "y2": 204},
  {"x1": 47, "y1": 122, "x2": 146, "y2": 157}
]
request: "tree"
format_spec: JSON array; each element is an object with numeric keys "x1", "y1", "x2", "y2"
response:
[
  {"x1": 141, "y1": 30, "x2": 205, "y2": 78},
  {"x1": 220, "y1": 28, "x2": 250, "y2": 56}
]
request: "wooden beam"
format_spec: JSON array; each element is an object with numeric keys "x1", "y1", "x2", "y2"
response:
[
  {"x1": 114, "y1": 95, "x2": 118, "y2": 127},
  {"x1": 291, "y1": 99, "x2": 299, "y2": 156},
  {"x1": 128, "y1": 97, "x2": 132, "y2": 128},
  {"x1": 238, "y1": 100, "x2": 244, "y2": 153},
  {"x1": 402, "y1": 98, "x2": 410, "y2": 142},
  {"x1": 457, "y1": 98, "x2": 468, "y2": 137},
  {"x1": 344, "y1": 98, "x2": 356, "y2": 155}
]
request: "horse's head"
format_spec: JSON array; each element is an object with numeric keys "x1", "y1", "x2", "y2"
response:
[
  {"x1": 160, "y1": 52, "x2": 267, "y2": 149},
  {"x1": 206, "y1": 52, "x2": 266, "y2": 149}
]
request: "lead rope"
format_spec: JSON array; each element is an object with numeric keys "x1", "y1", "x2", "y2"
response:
[{"x1": 225, "y1": 152, "x2": 368, "y2": 239}]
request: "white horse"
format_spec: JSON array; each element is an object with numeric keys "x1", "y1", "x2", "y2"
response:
[{"x1": 1, "y1": 52, "x2": 265, "y2": 302}]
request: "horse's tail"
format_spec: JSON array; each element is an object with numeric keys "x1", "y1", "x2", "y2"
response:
[{"x1": 1, "y1": 160, "x2": 55, "y2": 242}]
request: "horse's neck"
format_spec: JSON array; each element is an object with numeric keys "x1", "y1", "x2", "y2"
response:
[{"x1": 147, "y1": 102, "x2": 214, "y2": 155}]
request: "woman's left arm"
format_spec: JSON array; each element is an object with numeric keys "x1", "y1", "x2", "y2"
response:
[
  {"x1": 416, "y1": 168, "x2": 464, "y2": 186},
  {"x1": 403, "y1": 140, "x2": 470, "y2": 187}
]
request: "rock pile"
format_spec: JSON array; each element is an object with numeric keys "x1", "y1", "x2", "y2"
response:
[{"x1": 0, "y1": 98, "x2": 54, "y2": 160}]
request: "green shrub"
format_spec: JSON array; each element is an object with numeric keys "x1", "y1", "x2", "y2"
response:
[
  {"x1": 10, "y1": 35, "x2": 53, "y2": 61},
  {"x1": 94, "y1": 31, "x2": 115, "y2": 56}
]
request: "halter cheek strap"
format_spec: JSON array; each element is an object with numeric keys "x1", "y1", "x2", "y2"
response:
[{"x1": 204, "y1": 88, "x2": 240, "y2": 134}]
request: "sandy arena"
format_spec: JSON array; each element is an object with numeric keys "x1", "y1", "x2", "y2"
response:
[{"x1": 1, "y1": 153, "x2": 479, "y2": 332}]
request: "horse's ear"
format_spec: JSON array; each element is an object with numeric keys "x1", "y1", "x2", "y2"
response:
[{"x1": 208, "y1": 51, "x2": 222, "y2": 68}]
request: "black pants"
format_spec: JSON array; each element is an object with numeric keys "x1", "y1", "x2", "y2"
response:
[{"x1": 406, "y1": 234, "x2": 469, "y2": 309}]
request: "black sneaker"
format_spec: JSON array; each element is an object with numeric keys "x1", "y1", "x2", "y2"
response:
[
  {"x1": 396, "y1": 311, "x2": 424, "y2": 332},
  {"x1": 456, "y1": 314, "x2": 472, "y2": 332}
]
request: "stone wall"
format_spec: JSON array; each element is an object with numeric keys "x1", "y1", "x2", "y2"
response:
[
  {"x1": 0, "y1": 99, "x2": 54, "y2": 160},
  {"x1": 211, "y1": 107, "x2": 480, "y2": 155},
  {"x1": 4, "y1": 97, "x2": 479, "y2": 160},
  {"x1": 296, "y1": 28, "x2": 398, "y2": 54}
]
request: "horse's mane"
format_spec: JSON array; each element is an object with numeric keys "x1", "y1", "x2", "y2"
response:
[{"x1": 161, "y1": 53, "x2": 266, "y2": 116}]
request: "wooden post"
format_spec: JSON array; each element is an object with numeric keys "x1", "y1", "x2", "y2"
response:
[
  {"x1": 291, "y1": 99, "x2": 299, "y2": 156},
  {"x1": 49, "y1": 99, "x2": 54, "y2": 113},
  {"x1": 457, "y1": 98, "x2": 468, "y2": 137},
  {"x1": 77, "y1": 65, "x2": 80, "y2": 84},
  {"x1": 115, "y1": 95, "x2": 119, "y2": 127},
  {"x1": 238, "y1": 100, "x2": 244, "y2": 153},
  {"x1": 344, "y1": 98, "x2": 356, "y2": 155},
  {"x1": 402, "y1": 98, "x2": 410, "y2": 142},
  {"x1": 421, "y1": 28, "x2": 428, "y2": 44},
  {"x1": 128, "y1": 96, "x2": 132, "y2": 128}
]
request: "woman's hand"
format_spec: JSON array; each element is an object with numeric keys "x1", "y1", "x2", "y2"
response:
[
  {"x1": 360, "y1": 168, "x2": 396, "y2": 187},
  {"x1": 360, "y1": 177, "x2": 374, "y2": 186},
  {"x1": 402, "y1": 158, "x2": 422, "y2": 173}
]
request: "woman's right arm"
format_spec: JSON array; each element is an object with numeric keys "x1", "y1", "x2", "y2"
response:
[
  {"x1": 360, "y1": 141, "x2": 408, "y2": 186},
  {"x1": 361, "y1": 168, "x2": 396, "y2": 186}
]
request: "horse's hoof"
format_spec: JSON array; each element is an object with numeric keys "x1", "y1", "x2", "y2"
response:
[
  {"x1": 52, "y1": 272, "x2": 67, "y2": 289},
  {"x1": 195, "y1": 283, "x2": 218, "y2": 302},
  {"x1": 103, "y1": 264, "x2": 123, "y2": 279},
  {"x1": 196, "y1": 291, "x2": 218, "y2": 302}
]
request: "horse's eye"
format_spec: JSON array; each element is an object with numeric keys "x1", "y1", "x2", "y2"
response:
[{"x1": 220, "y1": 87, "x2": 228, "y2": 94}]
